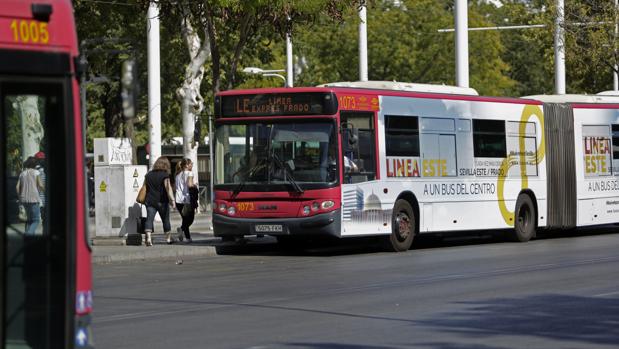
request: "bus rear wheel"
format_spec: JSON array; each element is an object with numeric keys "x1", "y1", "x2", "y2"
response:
[
  {"x1": 509, "y1": 194, "x2": 536, "y2": 242},
  {"x1": 386, "y1": 199, "x2": 416, "y2": 252}
]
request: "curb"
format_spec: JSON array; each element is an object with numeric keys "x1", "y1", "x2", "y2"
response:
[{"x1": 92, "y1": 244, "x2": 219, "y2": 264}]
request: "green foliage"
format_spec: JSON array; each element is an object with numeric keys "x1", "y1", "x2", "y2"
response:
[
  {"x1": 560, "y1": 0, "x2": 617, "y2": 93},
  {"x1": 476, "y1": 0, "x2": 554, "y2": 96},
  {"x1": 5, "y1": 96, "x2": 22, "y2": 175},
  {"x1": 75, "y1": 0, "x2": 619, "y2": 147},
  {"x1": 295, "y1": 0, "x2": 515, "y2": 96},
  {"x1": 74, "y1": 0, "x2": 186, "y2": 151}
]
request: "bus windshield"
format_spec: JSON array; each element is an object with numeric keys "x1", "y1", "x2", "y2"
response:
[{"x1": 214, "y1": 121, "x2": 338, "y2": 191}]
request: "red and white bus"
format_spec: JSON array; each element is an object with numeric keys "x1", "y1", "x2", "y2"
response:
[
  {"x1": 212, "y1": 81, "x2": 619, "y2": 251},
  {"x1": 0, "y1": 1, "x2": 92, "y2": 348}
]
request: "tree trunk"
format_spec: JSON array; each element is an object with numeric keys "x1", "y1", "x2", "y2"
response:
[
  {"x1": 16, "y1": 96, "x2": 43, "y2": 160},
  {"x1": 178, "y1": 10, "x2": 211, "y2": 187},
  {"x1": 102, "y1": 92, "x2": 121, "y2": 137},
  {"x1": 124, "y1": 117, "x2": 137, "y2": 165}
]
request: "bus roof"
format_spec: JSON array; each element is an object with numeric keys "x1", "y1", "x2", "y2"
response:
[
  {"x1": 0, "y1": 0, "x2": 77, "y2": 55},
  {"x1": 318, "y1": 80, "x2": 479, "y2": 96},
  {"x1": 218, "y1": 85, "x2": 540, "y2": 106},
  {"x1": 524, "y1": 94, "x2": 619, "y2": 104}
]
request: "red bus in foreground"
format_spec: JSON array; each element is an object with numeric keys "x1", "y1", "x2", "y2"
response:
[{"x1": 0, "y1": 1, "x2": 92, "y2": 348}]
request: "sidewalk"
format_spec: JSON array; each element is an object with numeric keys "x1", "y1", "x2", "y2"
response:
[{"x1": 92, "y1": 210, "x2": 222, "y2": 264}]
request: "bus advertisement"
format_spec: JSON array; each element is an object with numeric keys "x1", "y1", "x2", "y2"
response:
[
  {"x1": 212, "y1": 81, "x2": 619, "y2": 251},
  {"x1": 0, "y1": 1, "x2": 92, "y2": 348}
]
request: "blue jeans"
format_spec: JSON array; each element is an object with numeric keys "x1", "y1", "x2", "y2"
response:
[
  {"x1": 144, "y1": 203, "x2": 171, "y2": 233},
  {"x1": 23, "y1": 202, "x2": 41, "y2": 236}
]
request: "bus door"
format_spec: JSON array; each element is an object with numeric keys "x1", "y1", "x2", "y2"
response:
[
  {"x1": 0, "y1": 78, "x2": 72, "y2": 348},
  {"x1": 340, "y1": 111, "x2": 379, "y2": 235}
]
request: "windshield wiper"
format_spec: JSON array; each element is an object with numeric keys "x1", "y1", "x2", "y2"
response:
[
  {"x1": 232, "y1": 158, "x2": 266, "y2": 197},
  {"x1": 271, "y1": 153, "x2": 304, "y2": 194}
]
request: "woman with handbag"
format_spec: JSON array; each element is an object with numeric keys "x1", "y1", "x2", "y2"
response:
[
  {"x1": 143, "y1": 156, "x2": 175, "y2": 246},
  {"x1": 174, "y1": 158, "x2": 196, "y2": 243}
]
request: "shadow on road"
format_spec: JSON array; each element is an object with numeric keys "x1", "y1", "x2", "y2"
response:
[
  {"x1": 214, "y1": 225, "x2": 619, "y2": 257},
  {"x1": 96, "y1": 292, "x2": 619, "y2": 348},
  {"x1": 415, "y1": 294, "x2": 619, "y2": 347},
  {"x1": 283, "y1": 343, "x2": 400, "y2": 349}
]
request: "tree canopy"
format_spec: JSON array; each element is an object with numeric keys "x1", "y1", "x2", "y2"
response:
[{"x1": 73, "y1": 0, "x2": 619, "y2": 151}]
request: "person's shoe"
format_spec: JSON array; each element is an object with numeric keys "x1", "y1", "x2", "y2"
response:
[
  {"x1": 145, "y1": 232, "x2": 153, "y2": 247},
  {"x1": 177, "y1": 227, "x2": 184, "y2": 242},
  {"x1": 185, "y1": 238, "x2": 192, "y2": 244},
  {"x1": 165, "y1": 232, "x2": 173, "y2": 244}
]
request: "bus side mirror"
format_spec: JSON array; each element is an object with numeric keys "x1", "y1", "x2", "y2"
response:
[{"x1": 121, "y1": 59, "x2": 138, "y2": 119}]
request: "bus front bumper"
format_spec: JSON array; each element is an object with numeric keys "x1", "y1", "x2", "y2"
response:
[{"x1": 213, "y1": 209, "x2": 341, "y2": 237}]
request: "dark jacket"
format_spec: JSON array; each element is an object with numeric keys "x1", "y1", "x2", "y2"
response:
[{"x1": 144, "y1": 170, "x2": 169, "y2": 206}]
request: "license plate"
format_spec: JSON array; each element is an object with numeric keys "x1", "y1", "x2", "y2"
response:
[{"x1": 254, "y1": 224, "x2": 283, "y2": 233}]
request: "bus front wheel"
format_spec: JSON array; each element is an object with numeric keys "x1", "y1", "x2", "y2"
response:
[
  {"x1": 510, "y1": 194, "x2": 537, "y2": 242},
  {"x1": 386, "y1": 199, "x2": 416, "y2": 252}
]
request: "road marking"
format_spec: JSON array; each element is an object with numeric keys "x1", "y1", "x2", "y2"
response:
[
  {"x1": 594, "y1": 290, "x2": 619, "y2": 297},
  {"x1": 96, "y1": 306, "x2": 208, "y2": 323}
]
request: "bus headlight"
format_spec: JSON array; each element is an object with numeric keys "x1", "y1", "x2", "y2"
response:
[
  {"x1": 311, "y1": 202, "x2": 320, "y2": 211},
  {"x1": 218, "y1": 203, "x2": 227, "y2": 212},
  {"x1": 227, "y1": 206, "x2": 236, "y2": 215},
  {"x1": 303, "y1": 206, "x2": 311, "y2": 215},
  {"x1": 321, "y1": 200, "x2": 335, "y2": 209}
]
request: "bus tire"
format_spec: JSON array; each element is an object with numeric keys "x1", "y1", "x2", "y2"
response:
[
  {"x1": 386, "y1": 199, "x2": 416, "y2": 252},
  {"x1": 510, "y1": 194, "x2": 536, "y2": 242}
]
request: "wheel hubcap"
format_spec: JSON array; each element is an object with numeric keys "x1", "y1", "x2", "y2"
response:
[
  {"x1": 518, "y1": 206, "x2": 530, "y2": 231},
  {"x1": 396, "y1": 212, "x2": 411, "y2": 240}
]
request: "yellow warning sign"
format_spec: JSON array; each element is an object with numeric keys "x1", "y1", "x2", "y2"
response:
[
  {"x1": 99, "y1": 181, "x2": 107, "y2": 192},
  {"x1": 133, "y1": 169, "x2": 139, "y2": 177}
]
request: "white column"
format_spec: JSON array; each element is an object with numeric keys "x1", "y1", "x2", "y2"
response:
[
  {"x1": 359, "y1": 0, "x2": 368, "y2": 82},
  {"x1": 555, "y1": 0, "x2": 566, "y2": 94},
  {"x1": 208, "y1": 116, "x2": 214, "y2": 210},
  {"x1": 455, "y1": 0, "x2": 469, "y2": 88},
  {"x1": 455, "y1": 0, "x2": 469, "y2": 87},
  {"x1": 614, "y1": 0, "x2": 618, "y2": 91},
  {"x1": 147, "y1": 2, "x2": 162, "y2": 167},
  {"x1": 286, "y1": 30, "x2": 293, "y2": 88}
]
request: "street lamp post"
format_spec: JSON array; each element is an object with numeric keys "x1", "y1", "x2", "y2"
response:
[{"x1": 242, "y1": 67, "x2": 287, "y2": 87}]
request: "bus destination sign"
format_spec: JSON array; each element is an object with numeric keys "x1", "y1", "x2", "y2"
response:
[{"x1": 216, "y1": 92, "x2": 337, "y2": 117}]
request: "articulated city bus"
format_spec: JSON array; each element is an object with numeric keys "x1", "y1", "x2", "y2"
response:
[
  {"x1": 212, "y1": 81, "x2": 619, "y2": 251},
  {"x1": 0, "y1": 1, "x2": 92, "y2": 348}
]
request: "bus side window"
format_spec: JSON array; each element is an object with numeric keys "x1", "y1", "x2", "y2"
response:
[
  {"x1": 583, "y1": 125, "x2": 612, "y2": 177},
  {"x1": 613, "y1": 125, "x2": 619, "y2": 174},
  {"x1": 506, "y1": 121, "x2": 538, "y2": 177},
  {"x1": 473, "y1": 119, "x2": 506, "y2": 158},
  {"x1": 341, "y1": 111, "x2": 376, "y2": 183},
  {"x1": 385, "y1": 115, "x2": 419, "y2": 157}
]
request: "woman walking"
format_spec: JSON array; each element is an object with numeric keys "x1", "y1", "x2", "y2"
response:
[
  {"x1": 175, "y1": 158, "x2": 196, "y2": 243},
  {"x1": 16, "y1": 156, "x2": 44, "y2": 235},
  {"x1": 144, "y1": 156, "x2": 175, "y2": 246}
]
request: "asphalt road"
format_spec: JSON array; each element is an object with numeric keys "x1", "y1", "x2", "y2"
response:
[{"x1": 93, "y1": 227, "x2": 619, "y2": 349}]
